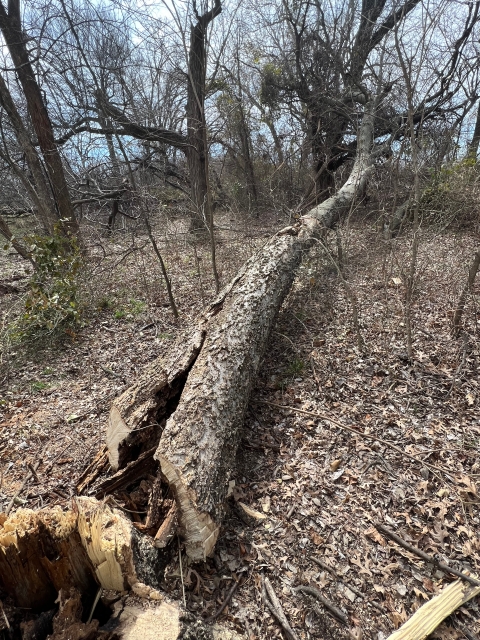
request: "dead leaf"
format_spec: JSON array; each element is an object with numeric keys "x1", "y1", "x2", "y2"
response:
[
  {"x1": 262, "y1": 495, "x2": 271, "y2": 513},
  {"x1": 237, "y1": 502, "x2": 267, "y2": 520},
  {"x1": 310, "y1": 531, "x2": 325, "y2": 546},
  {"x1": 364, "y1": 526, "x2": 387, "y2": 547},
  {"x1": 330, "y1": 459, "x2": 342, "y2": 471}
]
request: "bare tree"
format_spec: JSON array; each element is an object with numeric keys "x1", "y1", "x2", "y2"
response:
[{"x1": 0, "y1": 0, "x2": 78, "y2": 237}]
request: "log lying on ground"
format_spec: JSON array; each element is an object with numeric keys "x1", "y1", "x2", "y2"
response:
[
  {"x1": 0, "y1": 498, "x2": 166, "y2": 612},
  {"x1": 106, "y1": 107, "x2": 378, "y2": 561}
]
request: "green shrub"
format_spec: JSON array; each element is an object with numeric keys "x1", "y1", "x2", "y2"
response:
[{"x1": 12, "y1": 227, "x2": 82, "y2": 341}]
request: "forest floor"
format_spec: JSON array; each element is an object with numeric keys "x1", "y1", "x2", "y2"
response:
[{"x1": 1, "y1": 210, "x2": 480, "y2": 640}]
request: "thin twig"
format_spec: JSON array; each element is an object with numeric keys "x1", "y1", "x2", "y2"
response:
[
  {"x1": 207, "y1": 579, "x2": 240, "y2": 622},
  {"x1": 0, "y1": 600, "x2": 10, "y2": 629},
  {"x1": 256, "y1": 400, "x2": 451, "y2": 475},
  {"x1": 376, "y1": 524, "x2": 480, "y2": 587},
  {"x1": 6, "y1": 456, "x2": 43, "y2": 515},
  {"x1": 262, "y1": 575, "x2": 299, "y2": 640},
  {"x1": 99, "y1": 363, "x2": 123, "y2": 379},
  {"x1": 293, "y1": 585, "x2": 348, "y2": 625},
  {"x1": 87, "y1": 587, "x2": 102, "y2": 624},
  {"x1": 310, "y1": 556, "x2": 386, "y2": 614},
  {"x1": 27, "y1": 462, "x2": 40, "y2": 483}
]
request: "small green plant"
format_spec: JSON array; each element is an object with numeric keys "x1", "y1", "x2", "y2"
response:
[
  {"x1": 129, "y1": 299, "x2": 146, "y2": 316},
  {"x1": 98, "y1": 296, "x2": 114, "y2": 310},
  {"x1": 114, "y1": 309, "x2": 126, "y2": 320},
  {"x1": 284, "y1": 357, "x2": 305, "y2": 378},
  {"x1": 11, "y1": 226, "x2": 82, "y2": 341},
  {"x1": 31, "y1": 380, "x2": 49, "y2": 392}
]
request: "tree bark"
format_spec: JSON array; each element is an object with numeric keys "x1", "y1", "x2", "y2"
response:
[
  {"x1": 0, "y1": 0, "x2": 78, "y2": 237},
  {"x1": 0, "y1": 73, "x2": 57, "y2": 233},
  {"x1": 185, "y1": 0, "x2": 221, "y2": 233},
  {"x1": 468, "y1": 99, "x2": 480, "y2": 159},
  {"x1": 107, "y1": 105, "x2": 377, "y2": 560},
  {"x1": 383, "y1": 197, "x2": 411, "y2": 240},
  {"x1": 452, "y1": 249, "x2": 480, "y2": 335},
  {"x1": 0, "y1": 214, "x2": 34, "y2": 263}
]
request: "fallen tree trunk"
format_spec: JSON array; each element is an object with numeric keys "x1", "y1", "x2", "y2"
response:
[
  {"x1": 106, "y1": 105, "x2": 378, "y2": 561},
  {"x1": 0, "y1": 105, "x2": 378, "y2": 620}
]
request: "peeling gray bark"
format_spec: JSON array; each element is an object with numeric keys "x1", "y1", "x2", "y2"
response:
[{"x1": 107, "y1": 107, "x2": 377, "y2": 561}]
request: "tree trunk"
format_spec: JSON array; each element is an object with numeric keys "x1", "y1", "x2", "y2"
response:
[
  {"x1": 0, "y1": 214, "x2": 34, "y2": 263},
  {"x1": 0, "y1": 109, "x2": 376, "y2": 623},
  {"x1": 0, "y1": 73, "x2": 58, "y2": 233},
  {"x1": 185, "y1": 0, "x2": 221, "y2": 233},
  {"x1": 452, "y1": 249, "x2": 480, "y2": 335},
  {"x1": 468, "y1": 99, "x2": 480, "y2": 159},
  {"x1": 107, "y1": 106, "x2": 377, "y2": 561},
  {"x1": 383, "y1": 197, "x2": 411, "y2": 240},
  {"x1": 0, "y1": 0, "x2": 78, "y2": 237}
]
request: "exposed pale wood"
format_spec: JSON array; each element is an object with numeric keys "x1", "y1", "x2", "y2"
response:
[
  {"x1": 154, "y1": 503, "x2": 178, "y2": 548},
  {"x1": 0, "y1": 498, "x2": 169, "y2": 610},
  {"x1": 76, "y1": 447, "x2": 108, "y2": 494},
  {"x1": 94, "y1": 447, "x2": 157, "y2": 498},
  {"x1": 75, "y1": 497, "x2": 167, "y2": 592},
  {"x1": 235, "y1": 502, "x2": 267, "y2": 526},
  {"x1": 0, "y1": 507, "x2": 96, "y2": 611},
  {"x1": 386, "y1": 579, "x2": 480, "y2": 640}
]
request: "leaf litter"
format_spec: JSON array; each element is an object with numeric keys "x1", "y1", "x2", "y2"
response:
[{"x1": 1, "y1": 219, "x2": 480, "y2": 639}]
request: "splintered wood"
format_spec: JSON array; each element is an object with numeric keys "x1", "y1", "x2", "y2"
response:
[
  {"x1": 0, "y1": 498, "x2": 165, "y2": 611},
  {"x1": 0, "y1": 507, "x2": 96, "y2": 610},
  {"x1": 387, "y1": 579, "x2": 480, "y2": 640}
]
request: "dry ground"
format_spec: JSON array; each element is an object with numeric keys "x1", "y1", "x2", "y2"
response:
[{"x1": 1, "y1": 210, "x2": 480, "y2": 640}]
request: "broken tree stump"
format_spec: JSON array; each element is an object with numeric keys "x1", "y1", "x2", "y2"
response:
[
  {"x1": 0, "y1": 507, "x2": 96, "y2": 611},
  {"x1": 0, "y1": 498, "x2": 168, "y2": 611}
]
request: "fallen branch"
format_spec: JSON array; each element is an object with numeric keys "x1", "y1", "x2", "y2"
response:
[
  {"x1": 262, "y1": 575, "x2": 300, "y2": 640},
  {"x1": 386, "y1": 579, "x2": 480, "y2": 640},
  {"x1": 257, "y1": 401, "x2": 452, "y2": 476},
  {"x1": 293, "y1": 584, "x2": 348, "y2": 626},
  {"x1": 376, "y1": 524, "x2": 480, "y2": 587},
  {"x1": 99, "y1": 363, "x2": 124, "y2": 380},
  {"x1": 94, "y1": 446, "x2": 157, "y2": 498},
  {"x1": 207, "y1": 579, "x2": 240, "y2": 622},
  {"x1": 310, "y1": 556, "x2": 386, "y2": 614},
  {"x1": 5, "y1": 456, "x2": 43, "y2": 515}
]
